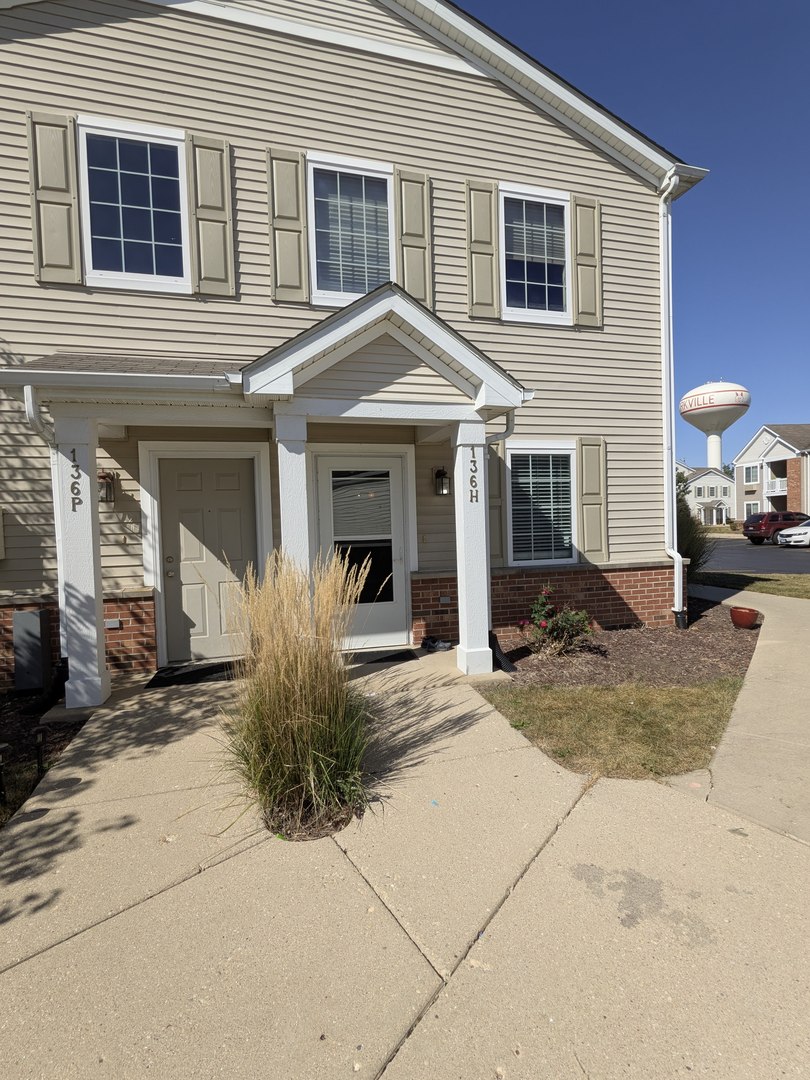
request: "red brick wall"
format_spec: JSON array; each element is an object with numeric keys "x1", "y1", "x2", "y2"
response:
[
  {"x1": 0, "y1": 593, "x2": 157, "y2": 691},
  {"x1": 411, "y1": 564, "x2": 683, "y2": 648},
  {"x1": 787, "y1": 457, "x2": 802, "y2": 513}
]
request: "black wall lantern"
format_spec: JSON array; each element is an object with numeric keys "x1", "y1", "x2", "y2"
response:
[
  {"x1": 97, "y1": 470, "x2": 116, "y2": 505},
  {"x1": 433, "y1": 467, "x2": 451, "y2": 496}
]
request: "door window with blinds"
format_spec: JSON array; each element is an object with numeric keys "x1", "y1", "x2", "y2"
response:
[
  {"x1": 307, "y1": 155, "x2": 395, "y2": 304},
  {"x1": 499, "y1": 184, "x2": 572, "y2": 325},
  {"x1": 508, "y1": 448, "x2": 576, "y2": 564}
]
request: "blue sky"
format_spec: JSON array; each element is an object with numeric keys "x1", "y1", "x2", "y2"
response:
[{"x1": 458, "y1": 0, "x2": 809, "y2": 467}]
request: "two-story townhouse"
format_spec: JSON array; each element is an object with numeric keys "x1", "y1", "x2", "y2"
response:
[
  {"x1": 0, "y1": 0, "x2": 707, "y2": 708},
  {"x1": 734, "y1": 425, "x2": 810, "y2": 519},
  {"x1": 678, "y1": 467, "x2": 735, "y2": 524}
]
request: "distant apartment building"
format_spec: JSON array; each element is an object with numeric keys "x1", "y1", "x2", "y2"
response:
[
  {"x1": 733, "y1": 425, "x2": 810, "y2": 518},
  {"x1": 676, "y1": 462, "x2": 735, "y2": 524}
]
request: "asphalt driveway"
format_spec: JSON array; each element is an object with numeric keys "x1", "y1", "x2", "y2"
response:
[{"x1": 704, "y1": 536, "x2": 810, "y2": 573}]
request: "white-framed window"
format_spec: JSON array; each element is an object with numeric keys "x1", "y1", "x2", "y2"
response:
[
  {"x1": 745, "y1": 501, "x2": 760, "y2": 517},
  {"x1": 506, "y1": 443, "x2": 576, "y2": 565},
  {"x1": 695, "y1": 486, "x2": 704, "y2": 497},
  {"x1": 77, "y1": 115, "x2": 191, "y2": 294},
  {"x1": 722, "y1": 485, "x2": 730, "y2": 497},
  {"x1": 708, "y1": 486, "x2": 717, "y2": 497},
  {"x1": 499, "y1": 183, "x2": 572, "y2": 326},
  {"x1": 744, "y1": 465, "x2": 759, "y2": 484},
  {"x1": 306, "y1": 152, "x2": 395, "y2": 305}
]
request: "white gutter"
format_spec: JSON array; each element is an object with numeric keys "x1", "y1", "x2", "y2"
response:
[
  {"x1": 2, "y1": 370, "x2": 234, "y2": 392},
  {"x1": 659, "y1": 168, "x2": 685, "y2": 626},
  {"x1": 23, "y1": 384, "x2": 54, "y2": 446}
]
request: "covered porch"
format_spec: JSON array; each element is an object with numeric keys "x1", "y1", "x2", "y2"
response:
[{"x1": 6, "y1": 285, "x2": 530, "y2": 707}]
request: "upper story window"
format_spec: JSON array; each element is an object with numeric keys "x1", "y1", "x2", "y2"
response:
[
  {"x1": 722, "y1": 485, "x2": 730, "y2": 497},
  {"x1": 499, "y1": 184, "x2": 572, "y2": 326},
  {"x1": 507, "y1": 445, "x2": 576, "y2": 565},
  {"x1": 743, "y1": 465, "x2": 759, "y2": 484},
  {"x1": 77, "y1": 116, "x2": 191, "y2": 293},
  {"x1": 695, "y1": 486, "x2": 704, "y2": 497},
  {"x1": 307, "y1": 154, "x2": 395, "y2": 305},
  {"x1": 708, "y1": 485, "x2": 717, "y2": 497}
]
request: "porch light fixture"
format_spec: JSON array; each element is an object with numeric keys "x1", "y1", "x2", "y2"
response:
[
  {"x1": 433, "y1": 467, "x2": 451, "y2": 497},
  {"x1": 97, "y1": 470, "x2": 116, "y2": 505}
]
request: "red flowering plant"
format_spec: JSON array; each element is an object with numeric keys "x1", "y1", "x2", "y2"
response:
[{"x1": 520, "y1": 584, "x2": 592, "y2": 655}]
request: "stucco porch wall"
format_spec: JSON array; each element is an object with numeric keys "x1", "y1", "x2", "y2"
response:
[
  {"x1": 0, "y1": 590, "x2": 155, "y2": 692},
  {"x1": 411, "y1": 563, "x2": 684, "y2": 648}
]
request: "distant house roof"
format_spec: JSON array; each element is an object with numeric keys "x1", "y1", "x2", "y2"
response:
[{"x1": 766, "y1": 425, "x2": 810, "y2": 452}]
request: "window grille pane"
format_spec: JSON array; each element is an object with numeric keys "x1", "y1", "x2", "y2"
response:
[
  {"x1": 510, "y1": 453, "x2": 573, "y2": 561},
  {"x1": 314, "y1": 168, "x2": 390, "y2": 295},
  {"x1": 86, "y1": 133, "x2": 184, "y2": 279},
  {"x1": 503, "y1": 197, "x2": 567, "y2": 313}
]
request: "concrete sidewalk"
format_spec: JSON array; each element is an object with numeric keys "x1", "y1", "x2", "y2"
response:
[
  {"x1": 1, "y1": 644, "x2": 809, "y2": 1078},
  {"x1": 672, "y1": 585, "x2": 810, "y2": 843}
]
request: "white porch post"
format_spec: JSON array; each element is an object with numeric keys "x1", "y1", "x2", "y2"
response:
[
  {"x1": 275, "y1": 412, "x2": 312, "y2": 570},
  {"x1": 53, "y1": 416, "x2": 111, "y2": 708},
  {"x1": 453, "y1": 420, "x2": 492, "y2": 675}
]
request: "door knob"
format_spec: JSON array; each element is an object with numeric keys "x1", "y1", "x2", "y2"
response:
[{"x1": 166, "y1": 570, "x2": 175, "y2": 578}]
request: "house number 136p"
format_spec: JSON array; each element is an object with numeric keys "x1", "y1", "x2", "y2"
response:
[{"x1": 69, "y1": 448, "x2": 83, "y2": 512}]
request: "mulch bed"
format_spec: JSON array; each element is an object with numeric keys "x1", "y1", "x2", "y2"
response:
[{"x1": 507, "y1": 597, "x2": 760, "y2": 688}]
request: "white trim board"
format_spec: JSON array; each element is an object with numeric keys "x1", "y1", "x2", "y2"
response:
[{"x1": 137, "y1": 440, "x2": 273, "y2": 668}]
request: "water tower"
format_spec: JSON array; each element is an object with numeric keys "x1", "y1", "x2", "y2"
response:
[{"x1": 679, "y1": 381, "x2": 751, "y2": 470}]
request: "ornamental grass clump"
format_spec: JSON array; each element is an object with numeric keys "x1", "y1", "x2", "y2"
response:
[
  {"x1": 222, "y1": 550, "x2": 372, "y2": 840},
  {"x1": 520, "y1": 584, "x2": 592, "y2": 655}
]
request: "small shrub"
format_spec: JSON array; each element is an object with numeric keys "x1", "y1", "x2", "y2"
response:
[
  {"x1": 222, "y1": 550, "x2": 372, "y2": 840},
  {"x1": 520, "y1": 584, "x2": 592, "y2": 654},
  {"x1": 677, "y1": 493, "x2": 715, "y2": 576}
]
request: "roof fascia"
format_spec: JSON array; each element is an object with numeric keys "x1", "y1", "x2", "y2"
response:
[
  {"x1": 0, "y1": 369, "x2": 234, "y2": 392},
  {"x1": 376, "y1": 0, "x2": 707, "y2": 193}
]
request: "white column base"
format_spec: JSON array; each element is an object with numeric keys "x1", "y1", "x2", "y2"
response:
[
  {"x1": 65, "y1": 669, "x2": 111, "y2": 710},
  {"x1": 455, "y1": 645, "x2": 493, "y2": 676}
]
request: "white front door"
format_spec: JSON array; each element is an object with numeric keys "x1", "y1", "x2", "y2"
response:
[
  {"x1": 316, "y1": 455, "x2": 409, "y2": 649},
  {"x1": 159, "y1": 457, "x2": 258, "y2": 663}
]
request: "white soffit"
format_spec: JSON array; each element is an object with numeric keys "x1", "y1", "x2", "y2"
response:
[{"x1": 0, "y1": 0, "x2": 707, "y2": 192}]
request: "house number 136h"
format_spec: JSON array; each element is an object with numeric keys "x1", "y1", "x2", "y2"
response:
[
  {"x1": 69, "y1": 448, "x2": 83, "y2": 512},
  {"x1": 469, "y1": 445, "x2": 479, "y2": 503}
]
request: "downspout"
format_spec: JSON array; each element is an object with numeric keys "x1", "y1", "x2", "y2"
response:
[
  {"x1": 659, "y1": 169, "x2": 687, "y2": 628},
  {"x1": 23, "y1": 384, "x2": 54, "y2": 446}
]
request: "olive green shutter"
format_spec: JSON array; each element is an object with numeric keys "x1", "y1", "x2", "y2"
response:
[
  {"x1": 571, "y1": 195, "x2": 602, "y2": 327},
  {"x1": 577, "y1": 436, "x2": 608, "y2": 562},
  {"x1": 27, "y1": 111, "x2": 82, "y2": 284},
  {"x1": 466, "y1": 179, "x2": 499, "y2": 318},
  {"x1": 395, "y1": 169, "x2": 432, "y2": 306},
  {"x1": 268, "y1": 148, "x2": 309, "y2": 303},
  {"x1": 187, "y1": 134, "x2": 235, "y2": 296}
]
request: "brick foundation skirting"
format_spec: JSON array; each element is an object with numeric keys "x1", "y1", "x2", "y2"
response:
[
  {"x1": 412, "y1": 564, "x2": 685, "y2": 649},
  {"x1": 0, "y1": 593, "x2": 157, "y2": 692}
]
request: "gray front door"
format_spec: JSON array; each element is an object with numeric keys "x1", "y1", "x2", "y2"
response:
[{"x1": 159, "y1": 457, "x2": 258, "y2": 663}]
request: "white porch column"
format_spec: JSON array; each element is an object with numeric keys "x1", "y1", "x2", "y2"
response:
[
  {"x1": 275, "y1": 412, "x2": 312, "y2": 570},
  {"x1": 453, "y1": 420, "x2": 492, "y2": 675},
  {"x1": 53, "y1": 416, "x2": 111, "y2": 708}
]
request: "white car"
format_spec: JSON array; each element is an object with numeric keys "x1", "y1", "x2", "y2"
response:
[{"x1": 777, "y1": 519, "x2": 810, "y2": 547}]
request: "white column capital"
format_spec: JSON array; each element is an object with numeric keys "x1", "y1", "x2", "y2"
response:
[
  {"x1": 53, "y1": 414, "x2": 99, "y2": 447},
  {"x1": 453, "y1": 419, "x2": 487, "y2": 448},
  {"x1": 274, "y1": 412, "x2": 308, "y2": 444}
]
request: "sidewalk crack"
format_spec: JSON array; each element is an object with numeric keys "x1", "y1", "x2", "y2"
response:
[{"x1": 374, "y1": 778, "x2": 593, "y2": 1079}]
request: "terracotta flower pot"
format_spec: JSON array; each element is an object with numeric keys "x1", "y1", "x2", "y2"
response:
[{"x1": 730, "y1": 606, "x2": 759, "y2": 629}]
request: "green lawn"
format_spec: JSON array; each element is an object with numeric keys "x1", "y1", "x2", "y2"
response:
[
  {"x1": 480, "y1": 678, "x2": 742, "y2": 780},
  {"x1": 693, "y1": 571, "x2": 810, "y2": 600}
]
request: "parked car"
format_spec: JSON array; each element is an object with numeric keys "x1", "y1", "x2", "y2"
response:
[
  {"x1": 742, "y1": 511, "x2": 809, "y2": 545},
  {"x1": 777, "y1": 519, "x2": 810, "y2": 547}
]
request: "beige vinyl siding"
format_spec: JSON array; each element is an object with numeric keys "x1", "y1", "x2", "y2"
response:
[
  {"x1": 230, "y1": 0, "x2": 447, "y2": 53},
  {"x1": 0, "y1": 390, "x2": 58, "y2": 598},
  {"x1": 0, "y1": 0, "x2": 666, "y2": 597},
  {"x1": 300, "y1": 335, "x2": 471, "y2": 403}
]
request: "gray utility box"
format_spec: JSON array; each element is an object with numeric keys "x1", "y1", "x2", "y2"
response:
[{"x1": 13, "y1": 609, "x2": 52, "y2": 691}]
